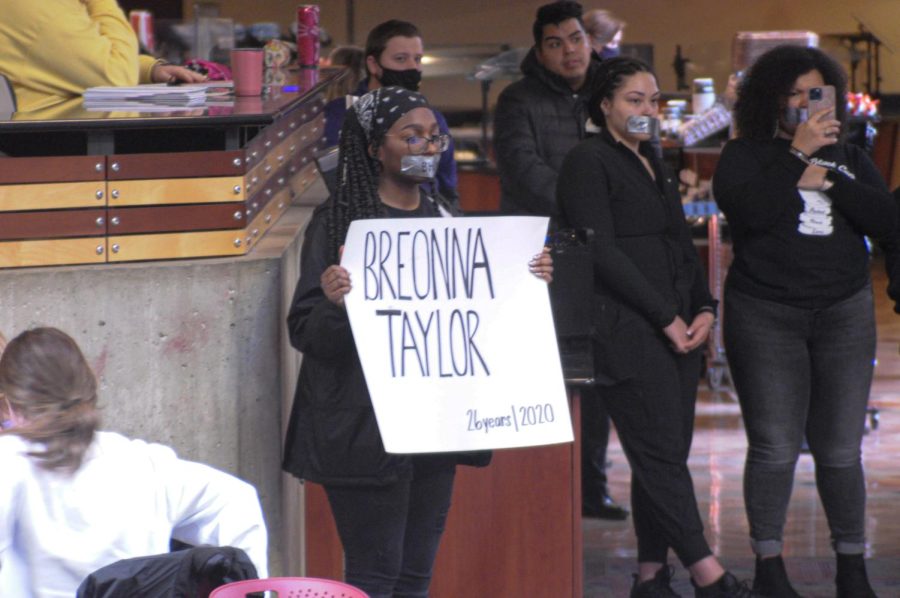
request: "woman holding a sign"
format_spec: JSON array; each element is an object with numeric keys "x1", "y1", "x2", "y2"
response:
[
  {"x1": 283, "y1": 86, "x2": 553, "y2": 598},
  {"x1": 557, "y1": 57, "x2": 753, "y2": 598}
]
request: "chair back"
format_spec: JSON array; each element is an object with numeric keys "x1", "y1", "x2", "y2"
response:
[
  {"x1": 314, "y1": 146, "x2": 339, "y2": 196},
  {"x1": 210, "y1": 576, "x2": 369, "y2": 598},
  {"x1": 547, "y1": 228, "x2": 595, "y2": 381}
]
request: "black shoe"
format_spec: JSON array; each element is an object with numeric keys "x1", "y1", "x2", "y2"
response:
[
  {"x1": 835, "y1": 553, "x2": 877, "y2": 598},
  {"x1": 582, "y1": 494, "x2": 629, "y2": 520},
  {"x1": 692, "y1": 571, "x2": 759, "y2": 597},
  {"x1": 630, "y1": 565, "x2": 681, "y2": 597},
  {"x1": 752, "y1": 556, "x2": 802, "y2": 597}
]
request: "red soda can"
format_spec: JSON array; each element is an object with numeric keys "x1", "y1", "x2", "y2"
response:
[
  {"x1": 296, "y1": 4, "x2": 320, "y2": 68},
  {"x1": 129, "y1": 10, "x2": 155, "y2": 53}
]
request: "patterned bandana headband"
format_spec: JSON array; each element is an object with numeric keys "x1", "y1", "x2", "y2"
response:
[{"x1": 352, "y1": 86, "x2": 430, "y2": 146}]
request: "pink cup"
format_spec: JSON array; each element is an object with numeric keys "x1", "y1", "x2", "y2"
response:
[{"x1": 231, "y1": 49, "x2": 264, "y2": 96}]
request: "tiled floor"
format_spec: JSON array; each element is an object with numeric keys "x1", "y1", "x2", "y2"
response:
[{"x1": 584, "y1": 260, "x2": 900, "y2": 596}]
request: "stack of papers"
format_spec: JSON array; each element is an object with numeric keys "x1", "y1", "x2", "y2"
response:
[{"x1": 83, "y1": 83, "x2": 210, "y2": 111}]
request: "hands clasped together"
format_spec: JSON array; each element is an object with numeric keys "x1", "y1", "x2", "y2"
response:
[{"x1": 662, "y1": 312, "x2": 714, "y2": 355}]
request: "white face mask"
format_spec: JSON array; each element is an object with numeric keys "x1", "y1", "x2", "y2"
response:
[{"x1": 400, "y1": 154, "x2": 440, "y2": 180}]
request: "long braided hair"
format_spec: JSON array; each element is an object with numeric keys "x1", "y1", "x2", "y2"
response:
[{"x1": 326, "y1": 86, "x2": 434, "y2": 263}]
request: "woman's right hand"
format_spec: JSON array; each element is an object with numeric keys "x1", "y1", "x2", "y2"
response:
[
  {"x1": 321, "y1": 265, "x2": 352, "y2": 307},
  {"x1": 663, "y1": 316, "x2": 691, "y2": 354},
  {"x1": 791, "y1": 107, "x2": 840, "y2": 156}
]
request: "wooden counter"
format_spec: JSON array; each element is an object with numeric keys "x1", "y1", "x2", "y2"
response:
[
  {"x1": 0, "y1": 71, "x2": 333, "y2": 268},
  {"x1": 304, "y1": 392, "x2": 584, "y2": 597}
]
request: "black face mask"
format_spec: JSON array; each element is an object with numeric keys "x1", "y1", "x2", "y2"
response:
[{"x1": 377, "y1": 66, "x2": 422, "y2": 92}]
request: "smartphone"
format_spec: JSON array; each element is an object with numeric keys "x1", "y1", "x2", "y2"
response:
[{"x1": 808, "y1": 85, "x2": 836, "y2": 118}]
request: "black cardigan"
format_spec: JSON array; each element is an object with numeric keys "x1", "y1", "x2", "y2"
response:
[{"x1": 557, "y1": 130, "x2": 715, "y2": 380}]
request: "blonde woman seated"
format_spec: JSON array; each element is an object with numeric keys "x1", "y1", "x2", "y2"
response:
[{"x1": 0, "y1": 328, "x2": 268, "y2": 597}]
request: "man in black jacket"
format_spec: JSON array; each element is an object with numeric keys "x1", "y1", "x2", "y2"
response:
[
  {"x1": 494, "y1": 0, "x2": 627, "y2": 521},
  {"x1": 494, "y1": 0, "x2": 600, "y2": 220}
]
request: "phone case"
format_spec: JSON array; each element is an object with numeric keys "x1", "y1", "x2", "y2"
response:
[{"x1": 808, "y1": 85, "x2": 836, "y2": 117}]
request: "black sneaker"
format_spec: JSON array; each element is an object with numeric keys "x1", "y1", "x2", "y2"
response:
[
  {"x1": 630, "y1": 565, "x2": 680, "y2": 598},
  {"x1": 752, "y1": 556, "x2": 802, "y2": 597},
  {"x1": 692, "y1": 571, "x2": 759, "y2": 597}
]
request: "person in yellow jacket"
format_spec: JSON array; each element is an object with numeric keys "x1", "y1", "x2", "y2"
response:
[{"x1": 0, "y1": 0, "x2": 206, "y2": 112}]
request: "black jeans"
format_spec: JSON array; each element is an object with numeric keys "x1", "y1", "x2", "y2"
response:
[
  {"x1": 724, "y1": 284, "x2": 874, "y2": 556},
  {"x1": 324, "y1": 456, "x2": 456, "y2": 598},
  {"x1": 602, "y1": 323, "x2": 712, "y2": 567}
]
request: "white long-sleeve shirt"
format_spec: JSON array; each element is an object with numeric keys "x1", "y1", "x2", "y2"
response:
[{"x1": 0, "y1": 431, "x2": 268, "y2": 598}]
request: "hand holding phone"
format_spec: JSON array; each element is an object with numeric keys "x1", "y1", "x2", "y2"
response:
[
  {"x1": 808, "y1": 85, "x2": 836, "y2": 121},
  {"x1": 792, "y1": 85, "x2": 841, "y2": 155}
]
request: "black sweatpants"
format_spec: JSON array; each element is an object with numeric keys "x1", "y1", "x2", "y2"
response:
[{"x1": 602, "y1": 327, "x2": 712, "y2": 567}]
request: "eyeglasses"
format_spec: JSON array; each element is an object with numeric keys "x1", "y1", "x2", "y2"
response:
[{"x1": 386, "y1": 133, "x2": 451, "y2": 155}]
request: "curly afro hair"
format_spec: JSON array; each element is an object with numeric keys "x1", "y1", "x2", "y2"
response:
[{"x1": 734, "y1": 45, "x2": 847, "y2": 140}]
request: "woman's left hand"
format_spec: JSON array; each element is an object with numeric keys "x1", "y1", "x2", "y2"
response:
[
  {"x1": 684, "y1": 311, "x2": 715, "y2": 351},
  {"x1": 529, "y1": 247, "x2": 553, "y2": 283},
  {"x1": 151, "y1": 63, "x2": 208, "y2": 84}
]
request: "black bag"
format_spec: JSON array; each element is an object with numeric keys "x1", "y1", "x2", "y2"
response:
[{"x1": 548, "y1": 229, "x2": 595, "y2": 382}]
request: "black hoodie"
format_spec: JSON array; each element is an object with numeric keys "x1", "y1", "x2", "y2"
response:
[{"x1": 494, "y1": 49, "x2": 602, "y2": 220}]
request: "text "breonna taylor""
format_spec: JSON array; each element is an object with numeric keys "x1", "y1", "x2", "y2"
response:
[{"x1": 363, "y1": 226, "x2": 495, "y2": 378}]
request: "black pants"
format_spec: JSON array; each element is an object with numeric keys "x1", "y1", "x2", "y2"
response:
[
  {"x1": 602, "y1": 327, "x2": 712, "y2": 567},
  {"x1": 324, "y1": 456, "x2": 456, "y2": 598},
  {"x1": 581, "y1": 385, "x2": 612, "y2": 503}
]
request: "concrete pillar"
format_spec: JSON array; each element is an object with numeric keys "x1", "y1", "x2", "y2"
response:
[{"x1": 0, "y1": 193, "x2": 322, "y2": 575}]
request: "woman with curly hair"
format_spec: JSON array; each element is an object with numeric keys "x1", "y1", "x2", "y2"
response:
[
  {"x1": 713, "y1": 45, "x2": 896, "y2": 597},
  {"x1": 282, "y1": 86, "x2": 552, "y2": 598}
]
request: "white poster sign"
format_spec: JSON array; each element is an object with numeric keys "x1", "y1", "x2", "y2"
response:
[{"x1": 342, "y1": 216, "x2": 572, "y2": 453}]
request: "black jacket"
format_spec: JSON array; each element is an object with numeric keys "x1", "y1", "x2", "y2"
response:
[
  {"x1": 76, "y1": 546, "x2": 257, "y2": 598},
  {"x1": 713, "y1": 138, "x2": 897, "y2": 308},
  {"x1": 557, "y1": 130, "x2": 716, "y2": 382},
  {"x1": 494, "y1": 49, "x2": 602, "y2": 219},
  {"x1": 282, "y1": 196, "x2": 488, "y2": 487}
]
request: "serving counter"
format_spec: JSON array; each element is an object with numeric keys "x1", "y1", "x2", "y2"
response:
[
  {"x1": 0, "y1": 72, "x2": 328, "y2": 268},
  {"x1": 0, "y1": 73, "x2": 337, "y2": 576}
]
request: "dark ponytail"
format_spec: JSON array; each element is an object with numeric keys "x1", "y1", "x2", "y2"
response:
[{"x1": 587, "y1": 56, "x2": 654, "y2": 128}]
